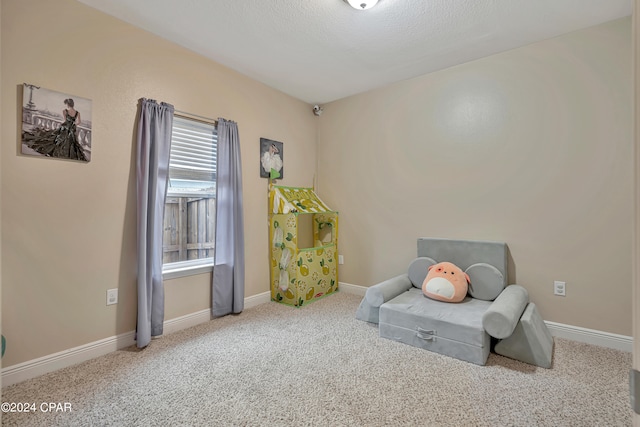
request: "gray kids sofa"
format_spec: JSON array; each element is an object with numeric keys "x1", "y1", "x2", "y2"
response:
[{"x1": 356, "y1": 238, "x2": 554, "y2": 367}]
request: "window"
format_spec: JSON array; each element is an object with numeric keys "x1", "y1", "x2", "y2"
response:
[{"x1": 162, "y1": 115, "x2": 217, "y2": 279}]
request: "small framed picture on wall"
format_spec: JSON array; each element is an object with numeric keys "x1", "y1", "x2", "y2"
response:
[
  {"x1": 260, "y1": 137, "x2": 283, "y2": 179},
  {"x1": 21, "y1": 83, "x2": 92, "y2": 162}
]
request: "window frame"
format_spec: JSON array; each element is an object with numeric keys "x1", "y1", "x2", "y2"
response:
[
  {"x1": 163, "y1": 258, "x2": 213, "y2": 280},
  {"x1": 162, "y1": 113, "x2": 217, "y2": 280}
]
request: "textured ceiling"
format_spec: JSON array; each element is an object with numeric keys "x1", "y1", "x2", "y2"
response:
[{"x1": 77, "y1": 0, "x2": 632, "y2": 105}]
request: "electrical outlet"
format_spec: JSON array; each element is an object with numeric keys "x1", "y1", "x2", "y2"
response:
[
  {"x1": 106, "y1": 289, "x2": 118, "y2": 305},
  {"x1": 553, "y1": 281, "x2": 566, "y2": 297},
  {"x1": 338, "y1": 255, "x2": 344, "y2": 265}
]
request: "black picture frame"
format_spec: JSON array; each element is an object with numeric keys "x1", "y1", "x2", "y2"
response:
[{"x1": 260, "y1": 138, "x2": 284, "y2": 179}]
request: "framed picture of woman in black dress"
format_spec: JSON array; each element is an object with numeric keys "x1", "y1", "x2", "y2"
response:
[{"x1": 21, "y1": 83, "x2": 92, "y2": 162}]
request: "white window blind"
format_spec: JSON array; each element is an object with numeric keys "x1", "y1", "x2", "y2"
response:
[{"x1": 169, "y1": 116, "x2": 217, "y2": 194}]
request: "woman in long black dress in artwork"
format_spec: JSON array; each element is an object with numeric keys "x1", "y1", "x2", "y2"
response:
[{"x1": 23, "y1": 98, "x2": 88, "y2": 161}]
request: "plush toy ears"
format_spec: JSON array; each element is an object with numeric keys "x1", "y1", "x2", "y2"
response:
[
  {"x1": 428, "y1": 264, "x2": 471, "y2": 284},
  {"x1": 458, "y1": 270, "x2": 471, "y2": 284}
]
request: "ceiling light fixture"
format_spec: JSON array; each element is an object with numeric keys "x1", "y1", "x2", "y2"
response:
[{"x1": 344, "y1": 0, "x2": 379, "y2": 10}]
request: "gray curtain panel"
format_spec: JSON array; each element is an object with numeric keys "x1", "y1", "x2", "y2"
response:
[
  {"x1": 212, "y1": 118, "x2": 245, "y2": 317},
  {"x1": 136, "y1": 98, "x2": 174, "y2": 348}
]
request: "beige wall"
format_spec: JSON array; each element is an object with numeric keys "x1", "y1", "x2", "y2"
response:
[
  {"x1": 318, "y1": 18, "x2": 633, "y2": 336},
  {"x1": 0, "y1": 0, "x2": 317, "y2": 366}
]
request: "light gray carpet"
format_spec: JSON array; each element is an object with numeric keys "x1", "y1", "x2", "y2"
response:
[{"x1": 1, "y1": 292, "x2": 633, "y2": 426}]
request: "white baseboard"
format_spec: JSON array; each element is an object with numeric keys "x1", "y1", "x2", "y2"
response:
[
  {"x1": 162, "y1": 291, "x2": 270, "y2": 336},
  {"x1": 339, "y1": 281, "x2": 367, "y2": 296},
  {"x1": 245, "y1": 291, "x2": 272, "y2": 308},
  {"x1": 162, "y1": 309, "x2": 211, "y2": 336},
  {"x1": 1, "y1": 331, "x2": 137, "y2": 387},
  {"x1": 545, "y1": 321, "x2": 632, "y2": 353},
  {"x1": 2, "y1": 291, "x2": 272, "y2": 387},
  {"x1": 2, "y1": 286, "x2": 631, "y2": 387},
  {"x1": 339, "y1": 282, "x2": 633, "y2": 353}
]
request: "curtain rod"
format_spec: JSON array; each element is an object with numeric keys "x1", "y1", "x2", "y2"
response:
[{"x1": 174, "y1": 110, "x2": 218, "y2": 126}]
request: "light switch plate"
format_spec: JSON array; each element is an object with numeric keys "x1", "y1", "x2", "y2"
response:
[
  {"x1": 106, "y1": 289, "x2": 118, "y2": 305},
  {"x1": 553, "y1": 281, "x2": 566, "y2": 296}
]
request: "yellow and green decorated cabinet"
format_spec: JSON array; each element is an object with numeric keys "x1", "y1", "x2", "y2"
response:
[{"x1": 269, "y1": 185, "x2": 338, "y2": 306}]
